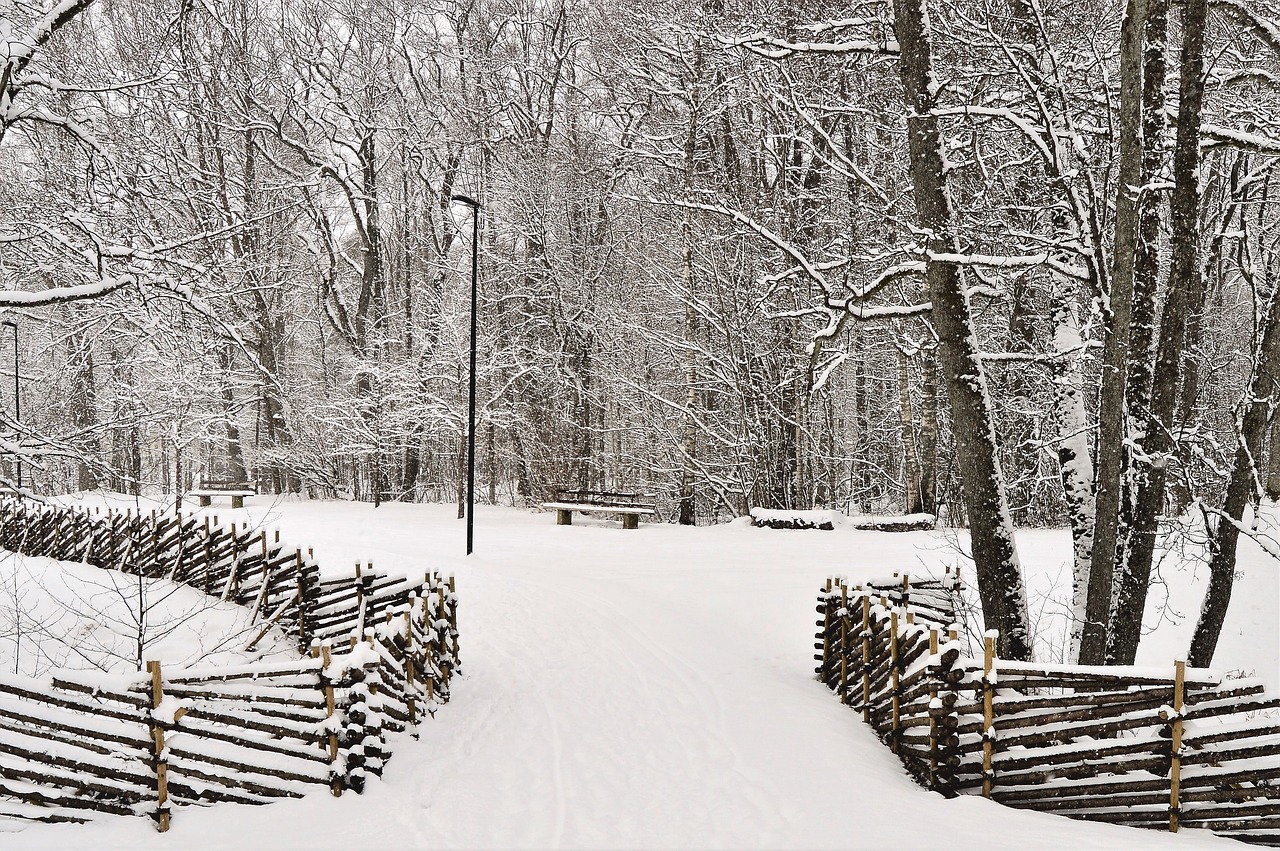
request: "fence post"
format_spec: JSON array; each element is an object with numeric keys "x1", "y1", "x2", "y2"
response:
[
  {"x1": 839, "y1": 582, "x2": 849, "y2": 704},
  {"x1": 355, "y1": 562, "x2": 367, "y2": 638},
  {"x1": 296, "y1": 550, "x2": 310, "y2": 649},
  {"x1": 890, "y1": 608, "x2": 900, "y2": 753},
  {"x1": 145, "y1": 660, "x2": 171, "y2": 832},
  {"x1": 436, "y1": 581, "x2": 451, "y2": 693},
  {"x1": 861, "y1": 595, "x2": 872, "y2": 723},
  {"x1": 448, "y1": 575, "x2": 459, "y2": 664},
  {"x1": 316, "y1": 642, "x2": 341, "y2": 797},
  {"x1": 982, "y1": 632, "x2": 997, "y2": 799},
  {"x1": 1170, "y1": 659, "x2": 1185, "y2": 832},
  {"x1": 404, "y1": 607, "x2": 418, "y2": 727},
  {"x1": 818, "y1": 578, "x2": 832, "y2": 684},
  {"x1": 928, "y1": 627, "x2": 939, "y2": 789}
]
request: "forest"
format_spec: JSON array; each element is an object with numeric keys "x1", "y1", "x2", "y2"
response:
[{"x1": 1, "y1": 0, "x2": 1278, "y2": 666}]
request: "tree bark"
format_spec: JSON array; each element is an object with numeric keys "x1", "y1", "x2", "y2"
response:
[
  {"x1": 1049, "y1": 297, "x2": 1096, "y2": 662},
  {"x1": 1185, "y1": 0, "x2": 1259, "y2": 667},
  {"x1": 919, "y1": 348, "x2": 939, "y2": 516},
  {"x1": 891, "y1": 0, "x2": 1032, "y2": 659},
  {"x1": 1107, "y1": 0, "x2": 1204, "y2": 664},
  {"x1": 1082, "y1": 0, "x2": 1147, "y2": 665},
  {"x1": 1191, "y1": 277, "x2": 1280, "y2": 665},
  {"x1": 896, "y1": 337, "x2": 923, "y2": 514},
  {"x1": 217, "y1": 347, "x2": 248, "y2": 483}
]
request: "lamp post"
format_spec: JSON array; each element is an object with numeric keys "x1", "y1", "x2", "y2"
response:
[
  {"x1": 1, "y1": 320, "x2": 17, "y2": 493},
  {"x1": 451, "y1": 194, "x2": 480, "y2": 556}
]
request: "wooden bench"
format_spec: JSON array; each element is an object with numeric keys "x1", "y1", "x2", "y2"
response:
[
  {"x1": 541, "y1": 489, "x2": 656, "y2": 530},
  {"x1": 189, "y1": 479, "x2": 258, "y2": 509}
]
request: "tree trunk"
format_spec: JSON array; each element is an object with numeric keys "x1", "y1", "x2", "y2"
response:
[
  {"x1": 896, "y1": 338, "x2": 922, "y2": 514},
  {"x1": 217, "y1": 347, "x2": 248, "y2": 483},
  {"x1": 68, "y1": 331, "x2": 99, "y2": 491},
  {"x1": 1191, "y1": 279, "x2": 1280, "y2": 665},
  {"x1": 1082, "y1": 0, "x2": 1147, "y2": 665},
  {"x1": 1267, "y1": 416, "x2": 1280, "y2": 501},
  {"x1": 891, "y1": 0, "x2": 1032, "y2": 659},
  {"x1": 1184, "y1": 0, "x2": 1253, "y2": 667},
  {"x1": 1049, "y1": 297, "x2": 1096, "y2": 662},
  {"x1": 677, "y1": 206, "x2": 698, "y2": 526},
  {"x1": 919, "y1": 348, "x2": 938, "y2": 516},
  {"x1": 1107, "y1": 0, "x2": 1204, "y2": 665}
]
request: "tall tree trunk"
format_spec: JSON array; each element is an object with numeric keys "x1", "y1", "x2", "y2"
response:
[
  {"x1": 1049, "y1": 296, "x2": 1096, "y2": 661},
  {"x1": 217, "y1": 347, "x2": 248, "y2": 483},
  {"x1": 1267, "y1": 416, "x2": 1280, "y2": 501},
  {"x1": 677, "y1": 206, "x2": 699, "y2": 526},
  {"x1": 896, "y1": 337, "x2": 922, "y2": 514},
  {"x1": 1082, "y1": 0, "x2": 1147, "y2": 665},
  {"x1": 1107, "y1": 0, "x2": 1203, "y2": 664},
  {"x1": 68, "y1": 331, "x2": 99, "y2": 491},
  {"x1": 1191, "y1": 279, "x2": 1280, "y2": 665},
  {"x1": 892, "y1": 0, "x2": 1032, "y2": 659},
  {"x1": 1183, "y1": 0, "x2": 1251, "y2": 667},
  {"x1": 919, "y1": 348, "x2": 938, "y2": 516}
]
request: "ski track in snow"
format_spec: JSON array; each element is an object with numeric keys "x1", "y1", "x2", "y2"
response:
[{"x1": 6, "y1": 498, "x2": 1270, "y2": 850}]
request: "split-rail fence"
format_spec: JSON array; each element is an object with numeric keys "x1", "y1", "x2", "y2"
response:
[
  {"x1": 815, "y1": 573, "x2": 1280, "y2": 846},
  {"x1": 0, "y1": 498, "x2": 460, "y2": 831}
]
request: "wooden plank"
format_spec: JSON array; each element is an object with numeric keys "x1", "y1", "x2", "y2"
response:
[
  {"x1": 0, "y1": 735, "x2": 154, "y2": 792},
  {"x1": 167, "y1": 746, "x2": 326, "y2": 789},
  {"x1": 0, "y1": 678, "x2": 143, "y2": 726}
]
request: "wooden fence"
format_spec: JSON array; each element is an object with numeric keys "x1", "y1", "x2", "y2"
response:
[
  {"x1": 0, "y1": 498, "x2": 460, "y2": 830},
  {"x1": 815, "y1": 574, "x2": 1280, "y2": 846}
]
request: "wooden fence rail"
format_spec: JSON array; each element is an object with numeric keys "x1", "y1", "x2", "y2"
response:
[
  {"x1": 815, "y1": 574, "x2": 1280, "y2": 846},
  {"x1": 0, "y1": 498, "x2": 460, "y2": 831}
]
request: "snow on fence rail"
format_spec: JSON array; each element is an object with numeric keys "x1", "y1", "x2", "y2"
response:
[
  {"x1": 815, "y1": 575, "x2": 1280, "y2": 846},
  {"x1": 0, "y1": 498, "x2": 460, "y2": 831}
]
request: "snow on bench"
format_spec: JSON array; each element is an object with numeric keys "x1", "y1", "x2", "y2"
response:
[
  {"x1": 189, "y1": 479, "x2": 259, "y2": 508},
  {"x1": 542, "y1": 489, "x2": 656, "y2": 530}
]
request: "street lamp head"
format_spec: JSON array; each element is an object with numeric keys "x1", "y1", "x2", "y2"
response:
[{"x1": 450, "y1": 193, "x2": 480, "y2": 208}]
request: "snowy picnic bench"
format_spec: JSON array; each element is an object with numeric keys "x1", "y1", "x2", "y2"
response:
[
  {"x1": 189, "y1": 478, "x2": 258, "y2": 509},
  {"x1": 542, "y1": 488, "x2": 656, "y2": 530}
]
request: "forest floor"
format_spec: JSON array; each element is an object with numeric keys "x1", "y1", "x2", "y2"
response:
[{"x1": 5, "y1": 495, "x2": 1276, "y2": 849}]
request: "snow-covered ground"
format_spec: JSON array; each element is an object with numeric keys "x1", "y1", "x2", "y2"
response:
[
  {"x1": 7, "y1": 495, "x2": 1276, "y2": 849},
  {"x1": 0, "y1": 551, "x2": 297, "y2": 676}
]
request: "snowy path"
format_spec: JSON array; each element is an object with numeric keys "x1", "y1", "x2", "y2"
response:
[{"x1": 11, "y1": 500, "x2": 1259, "y2": 849}]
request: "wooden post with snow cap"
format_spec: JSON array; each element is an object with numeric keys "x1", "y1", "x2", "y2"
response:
[
  {"x1": 928, "y1": 627, "x2": 939, "y2": 786},
  {"x1": 861, "y1": 595, "x2": 872, "y2": 722},
  {"x1": 982, "y1": 632, "x2": 997, "y2": 798},
  {"x1": 315, "y1": 642, "x2": 341, "y2": 797},
  {"x1": 295, "y1": 550, "x2": 309, "y2": 646},
  {"x1": 437, "y1": 580, "x2": 451, "y2": 688},
  {"x1": 890, "y1": 608, "x2": 901, "y2": 752},
  {"x1": 146, "y1": 660, "x2": 171, "y2": 832},
  {"x1": 449, "y1": 574, "x2": 459, "y2": 664},
  {"x1": 1169, "y1": 659, "x2": 1185, "y2": 832},
  {"x1": 817, "y1": 579, "x2": 833, "y2": 683},
  {"x1": 839, "y1": 581, "x2": 850, "y2": 704},
  {"x1": 201, "y1": 516, "x2": 212, "y2": 594},
  {"x1": 422, "y1": 592, "x2": 437, "y2": 705},
  {"x1": 404, "y1": 606, "x2": 418, "y2": 726}
]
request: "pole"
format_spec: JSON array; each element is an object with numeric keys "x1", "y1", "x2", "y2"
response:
[
  {"x1": 3, "y1": 320, "x2": 17, "y2": 493},
  {"x1": 451, "y1": 195, "x2": 480, "y2": 555}
]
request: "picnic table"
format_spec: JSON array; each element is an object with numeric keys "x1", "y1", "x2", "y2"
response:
[{"x1": 189, "y1": 479, "x2": 258, "y2": 509}]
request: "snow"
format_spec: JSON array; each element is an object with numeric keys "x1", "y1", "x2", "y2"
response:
[
  {"x1": 0, "y1": 551, "x2": 299, "y2": 676},
  {"x1": 6, "y1": 495, "x2": 1275, "y2": 848}
]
